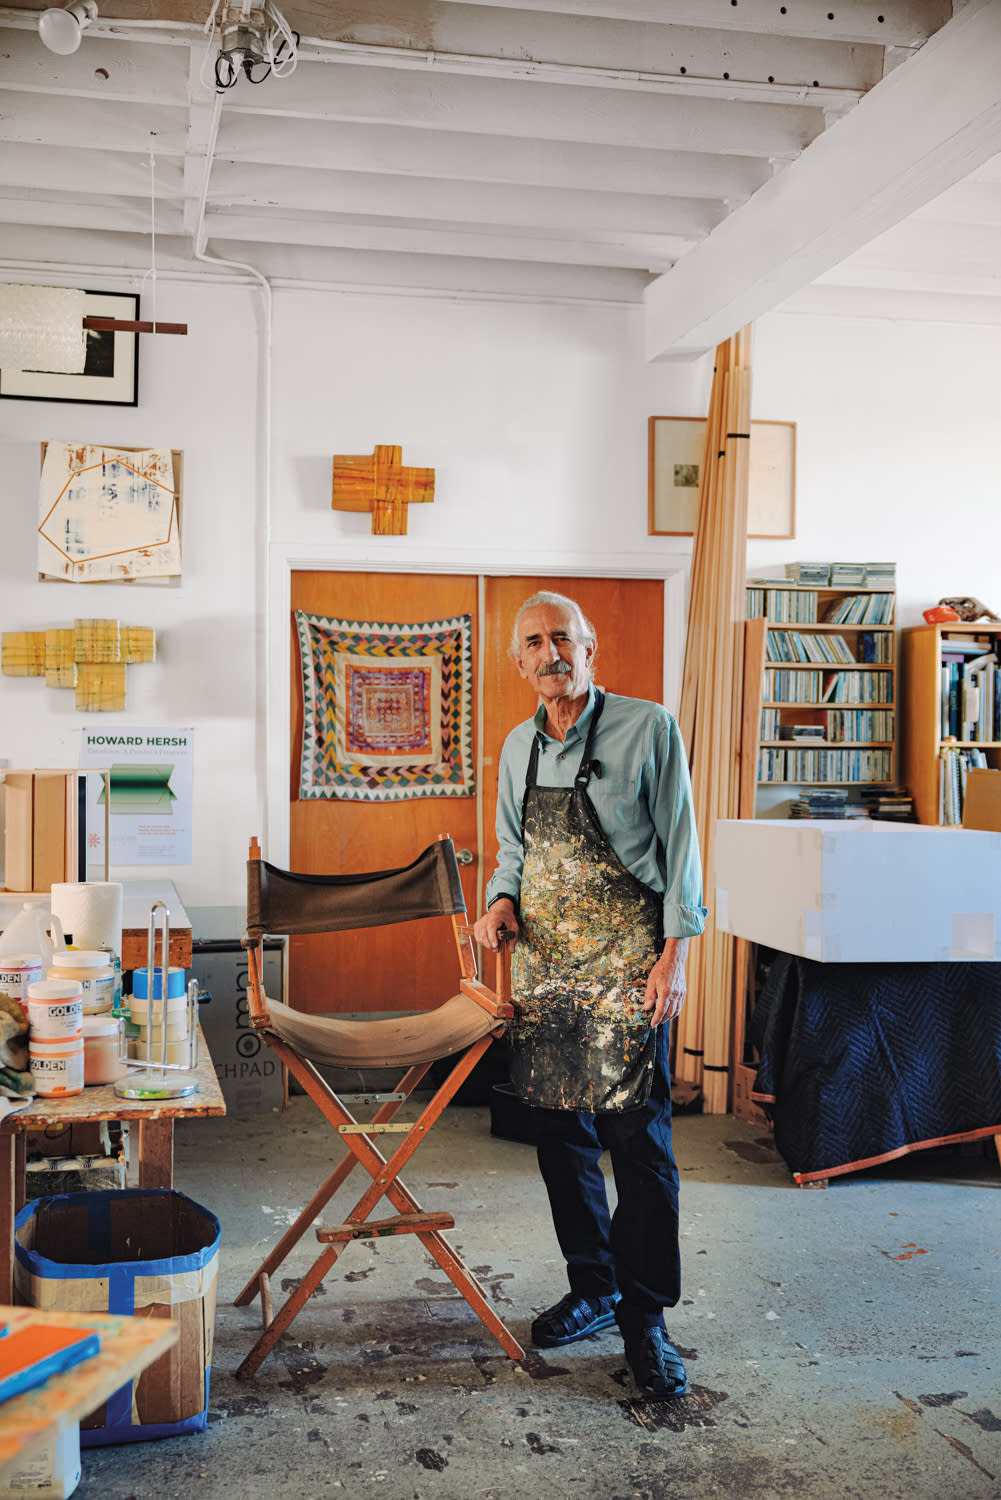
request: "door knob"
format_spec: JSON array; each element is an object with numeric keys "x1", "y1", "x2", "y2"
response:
[{"x1": 455, "y1": 848, "x2": 475, "y2": 865}]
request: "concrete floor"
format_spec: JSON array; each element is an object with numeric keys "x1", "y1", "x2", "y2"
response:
[{"x1": 75, "y1": 1095, "x2": 1000, "y2": 1500}]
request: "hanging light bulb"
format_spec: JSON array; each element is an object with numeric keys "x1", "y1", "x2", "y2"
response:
[{"x1": 38, "y1": 0, "x2": 98, "y2": 55}]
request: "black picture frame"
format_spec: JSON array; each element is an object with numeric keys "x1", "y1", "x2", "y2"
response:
[{"x1": 0, "y1": 289, "x2": 139, "y2": 406}]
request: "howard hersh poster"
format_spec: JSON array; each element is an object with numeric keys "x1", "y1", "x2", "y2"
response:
[{"x1": 81, "y1": 726, "x2": 193, "y2": 866}]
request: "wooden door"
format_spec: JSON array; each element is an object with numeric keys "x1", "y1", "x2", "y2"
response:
[{"x1": 290, "y1": 572, "x2": 664, "y2": 1014}]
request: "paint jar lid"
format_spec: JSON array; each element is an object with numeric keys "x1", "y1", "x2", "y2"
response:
[
  {"x1": 83, "y1": 1015, "x2": 119, "y2": 1038},
  {"x1": 52, "y1": 950, "x2": 110, "y2": 968}
]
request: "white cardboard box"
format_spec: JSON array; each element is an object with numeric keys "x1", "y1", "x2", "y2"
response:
[{"x1": 714, "y1": 819, "x2": 1001, "y2": 963}]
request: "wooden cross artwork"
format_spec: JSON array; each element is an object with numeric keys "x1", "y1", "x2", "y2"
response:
[{"x1": 331, "y1": 445, "x2": 435, "y2": 536}]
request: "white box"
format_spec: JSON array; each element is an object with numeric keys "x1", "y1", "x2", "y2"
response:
[{"x1": 714, "y1": 819, "x2": 1001, "y2": 963}]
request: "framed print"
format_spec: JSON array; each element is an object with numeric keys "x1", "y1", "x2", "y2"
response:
[
  {"x1": 0, "y1": 289, "x2": 139, "y2": 406},
  {"x1": 648, "y1": 416, "x2": 796, "y2": 538}
]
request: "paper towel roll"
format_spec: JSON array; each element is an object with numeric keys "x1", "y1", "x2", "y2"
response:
[{"x1": 49, "y1": 882, "x2": 123, "y2": 958}]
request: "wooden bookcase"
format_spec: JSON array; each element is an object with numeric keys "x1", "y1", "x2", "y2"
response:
[
  {"x1": 900, "y1": 622, "x2": 1001, "y2": 825},
  {"x1": 745, "y1": 583, "x2": 897, "y2": 794}
]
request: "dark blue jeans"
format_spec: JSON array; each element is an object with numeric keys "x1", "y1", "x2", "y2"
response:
[{"x1": 532, "y1": 1024, "x2": 680, "y2": 1332}]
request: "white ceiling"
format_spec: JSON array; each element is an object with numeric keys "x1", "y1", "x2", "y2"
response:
[{"x1": 1, "y1": 0, "x2": 1001, "y2": 357}]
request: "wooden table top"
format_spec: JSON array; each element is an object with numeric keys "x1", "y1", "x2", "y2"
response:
[
  {"x1": 0, "y1": 1305, "x2": 178, "y2": 1477},
  {"x1": 0, "y1": 1024, "x2": 225, "y2": 1132}
]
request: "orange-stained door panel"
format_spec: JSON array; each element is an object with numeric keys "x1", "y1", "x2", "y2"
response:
[
  {"x1": 480, "y1": 576, "x2": 665, "y2": 892},
  {"x1": 290, "y1": 572, "x2": 479, "y2": 1014},
  {"x1": 289, "y1": 572, "x2": 664, "y2": 1015}
]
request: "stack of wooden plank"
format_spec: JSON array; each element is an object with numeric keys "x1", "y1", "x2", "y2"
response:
[
  {"x1": 2, "y1": 770, "x2": 82, "y2": 892},
  {"x1": 676, "y1": 327, "x2": 753, "y2": 1115}
]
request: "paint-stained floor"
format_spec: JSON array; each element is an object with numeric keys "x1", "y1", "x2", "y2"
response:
[{"x1": 75, "y1": 1099, "x2": 1000, "y2": 1500}]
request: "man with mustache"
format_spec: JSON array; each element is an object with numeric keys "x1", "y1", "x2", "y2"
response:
[{"x1": 474, "y1": 590, "x2": 706, "y2": 1400}]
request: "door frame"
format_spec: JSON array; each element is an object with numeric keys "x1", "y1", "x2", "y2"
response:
[{"x1": 267, "y1": 541, "x2": 690, "y2": 864}]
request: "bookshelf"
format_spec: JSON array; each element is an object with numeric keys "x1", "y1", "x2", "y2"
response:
[
  {"x1": 745, "y1": 583, "x2": 897, "y2": 793},
  {"x1": 900, "y1": 622, "x2": 1001, "y2": 825}
]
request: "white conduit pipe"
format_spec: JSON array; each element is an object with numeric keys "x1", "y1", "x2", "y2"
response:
[{"x1": 192, "y1": 88, "x2": 276, "y2": 850}]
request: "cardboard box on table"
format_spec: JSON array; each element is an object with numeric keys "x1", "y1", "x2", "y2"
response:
[
  {"x1": 13, "y1": 1188, "x2": 219, "y2": 1446},
  {"x1": 714, "y1": 819, "x2": 1001, "y2": 963}
]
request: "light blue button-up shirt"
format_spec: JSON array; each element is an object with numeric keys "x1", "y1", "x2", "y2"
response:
[{"x1": 485, "y1": 685, "x2": 707, "y2": 940}]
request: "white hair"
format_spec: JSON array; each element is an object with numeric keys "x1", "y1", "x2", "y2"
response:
[{"x1": 509, "y1": 591, "x2": 597, "y2": 662}]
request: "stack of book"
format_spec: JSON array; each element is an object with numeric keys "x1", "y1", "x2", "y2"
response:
[
  {"x1": 859, "y1": 786, "x2": 916, "y2": 822},
  {"x1": 830, "y1": 562, "x2": 868, "y2": 588},
  {"x1": 788, "y1": 790, "x2": 848, "y2": 818},
  {"x1": 864, "y1": 562, "x2": 896, "y2": 588},
  {"x1": 785, "y1": 561, "x2": 832, "y2": 586}
]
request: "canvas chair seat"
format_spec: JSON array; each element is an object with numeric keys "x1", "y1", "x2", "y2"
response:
[
  {"x1": 234, "y1": 834, "x2": 524, "y2": 1380},
  {"x1": 263, "y1": 991, "x2": 501, "y2": 1070}
]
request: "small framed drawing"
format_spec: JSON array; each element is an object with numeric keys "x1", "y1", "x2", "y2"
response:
[
  {"x1": 648, "y1": 416, "x2": 796, "y2": 538},
  {"x1": 0, "y1": 289, "x2": 139, "y2": 407}
]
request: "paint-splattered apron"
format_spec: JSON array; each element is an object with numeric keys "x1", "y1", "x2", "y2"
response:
[{"x1": 509, "y1": 692, "x2": 664, "y2": 1114}]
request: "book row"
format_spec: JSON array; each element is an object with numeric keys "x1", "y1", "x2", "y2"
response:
[
  {"x1": 938, "y1": 745, "x2": 990, "y2": 826},
  {"x1": 939, "y1": 652, "x2": 1000, "y2": 743},
  {"x1": 764, "y1": 669, "x2": 894, "y2": 705},
  {"x1": 766, "y1": 630, "x2": 857, "y2": 665},
  {"x1": 746, "y1": 589, "x2": 895, "y2": 625},
  {"x1": 758, "y1": 748, "x2": 894, "y2": 784},
  {"x1": 760, "y1": 710, "x2": 895, "y2": 743}
]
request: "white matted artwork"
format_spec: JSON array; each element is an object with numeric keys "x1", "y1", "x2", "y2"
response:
[
  {"x1": 38, "y1": 441, "x2": 182, "y2": 584},
  {"x1": 648, "y1": 417, "x2": 796, "y2": 538}
]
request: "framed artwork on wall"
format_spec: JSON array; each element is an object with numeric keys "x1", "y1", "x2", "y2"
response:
[
  {"x1": 648, "y1": 416, "x2": 796, "y2": 538},
  {"x1": 0, "y1": 289, "x2": 139, "y2": 406}
]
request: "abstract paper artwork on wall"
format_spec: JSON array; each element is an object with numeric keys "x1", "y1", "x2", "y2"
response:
[
  {"x1": 38, "y1": 442, "x2": 182, "y2": 584},
  {"x1": 296, "y1": 612, "x2": 474, "y2": 801}
]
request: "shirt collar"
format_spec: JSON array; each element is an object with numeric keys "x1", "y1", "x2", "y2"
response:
[{"x1": 533, "y1": 682, "x2": 596, "y2": 744}]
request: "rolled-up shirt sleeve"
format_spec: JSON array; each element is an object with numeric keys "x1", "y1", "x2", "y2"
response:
[
  {"x1": 485, "y1": 728, "x2": 529, "y2": 908},
  {"x1": 648, "y1": 712, "x2": 707, "y2": 939}
]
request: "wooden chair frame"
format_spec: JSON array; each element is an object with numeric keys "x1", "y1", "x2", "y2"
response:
[{"x1": 234, "y1": 837, "x2": 524, "y2": 1379}]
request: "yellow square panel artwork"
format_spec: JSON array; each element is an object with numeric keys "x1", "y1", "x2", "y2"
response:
[
  {"x1": 75, "y1": 663, "x2": 127, "y2": 713},
  {"x1": 74, "y1": 618, "x2": 121, "y2": 664},
  {"x1": 1, "y1": 632, "x2": 46, "y2": 676}
]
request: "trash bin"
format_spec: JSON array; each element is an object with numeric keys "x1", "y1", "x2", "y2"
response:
[{"x1": 14, "y1": 1189, "x2": 220, "y2": 1447}]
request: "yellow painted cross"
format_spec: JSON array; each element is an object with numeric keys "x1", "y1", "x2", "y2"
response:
[{"x1": 331, "y1": 445, "x2": 435, "y2": 536}]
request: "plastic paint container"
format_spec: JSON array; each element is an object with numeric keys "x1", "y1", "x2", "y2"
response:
[
  {"x1": 82, "y1": 1014, "x2": 125, "y2": 1085},
  {"x1": 48, "y1": 950, "x2": 116, "y2": 1014},
  {"x1": 131, "y1": 966, "x2": 186, "y2": 1002},
  {"x1": 26, "y1": 980, "x2": 84, "y2": 1040},
  {"x1": 30, "y1": 1033, "x2": 84, "y2": 1097},
  {"x1": 0, "y1": 955, "x2": 43, "y2": 1018}
]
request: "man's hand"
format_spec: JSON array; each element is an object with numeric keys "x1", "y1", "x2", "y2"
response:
[
  {"x1": 473, "y1": 897, "x2": 520, "y2": 952},
  {"x1": 642, "y1": 937, "x2": 690, "y2": 1027}
]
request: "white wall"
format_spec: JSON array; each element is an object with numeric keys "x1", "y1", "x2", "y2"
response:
[{"x1": 2, "y1": 273, "x2": 999, "y2": 920}]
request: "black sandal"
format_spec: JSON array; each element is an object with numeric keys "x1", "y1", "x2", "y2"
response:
[
  {"x1": 621, "y1": 1326, "x2": 688, "y2": 1399},
  {"x1": 531, "y1": 1291, "x2": 621, "y2": 1348}
]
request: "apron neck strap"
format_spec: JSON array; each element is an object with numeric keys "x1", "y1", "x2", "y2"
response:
[
  {"x1": 524, "y1": 689, "x2": 604, "y2": 789},
  {"x1": 574, "y1": 690, "x2": 604, "y2": 789}
]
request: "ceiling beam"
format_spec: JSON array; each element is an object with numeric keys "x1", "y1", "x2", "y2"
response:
[
  {"x1": 643, "y1": 0, "x2": 1001, "y2": 360},
  {"x1": 426, "y1": 1, "x2": 952, "y2": 48}
]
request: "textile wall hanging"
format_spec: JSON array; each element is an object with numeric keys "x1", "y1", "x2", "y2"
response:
[{"x1": 296, "y1": 612, "x2": 474, "y2": 801}]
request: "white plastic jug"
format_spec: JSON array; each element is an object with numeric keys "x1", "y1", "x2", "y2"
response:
[{"x1": 0, "y1": 901, "x2": 66, "y2": 968}]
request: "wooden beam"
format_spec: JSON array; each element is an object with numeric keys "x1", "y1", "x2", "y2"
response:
[{"x1": 644, "y1": 0, "x2": 1001, "y2": 360}]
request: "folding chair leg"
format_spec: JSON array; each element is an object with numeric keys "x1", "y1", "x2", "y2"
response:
[
  {"x1": 236, "y1": 1241, "x2": 344, "y2": 1381},
  {"x1": 419, "y1": 1230, "x2": 525, "y2": 1360},
  {"x1": 234, "y1": 1047, "x2": 428, "y2": 1309}
]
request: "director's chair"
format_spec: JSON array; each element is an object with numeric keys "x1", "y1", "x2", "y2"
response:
[{"x1": 234, "y1": 834, "x2": 525, "y2": 1379}]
